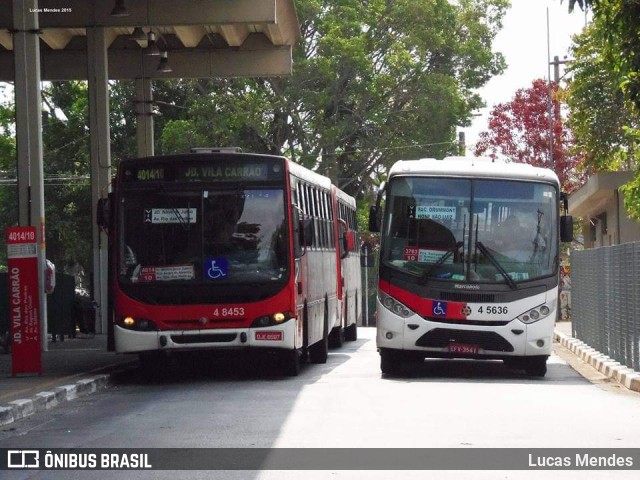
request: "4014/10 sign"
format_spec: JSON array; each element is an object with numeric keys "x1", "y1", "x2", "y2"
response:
[{"x1": 6, "y1": 226, "x2": 42, "y2": 375}]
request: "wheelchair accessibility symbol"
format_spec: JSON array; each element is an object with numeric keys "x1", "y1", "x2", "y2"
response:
[
  {"x1": 432, "y1": 301, "x2": 447, "y2": 317},
  {"x1": 204, "y1": 257, "x2": 228, "y2": 280}
]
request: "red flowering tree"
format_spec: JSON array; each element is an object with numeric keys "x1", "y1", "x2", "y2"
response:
[{"x1": 475, "y1": 79, "x2": 583, "y2": 192}]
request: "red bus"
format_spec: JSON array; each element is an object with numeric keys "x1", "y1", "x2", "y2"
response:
[{"x1": 98, "y1": 150, "x2": 361, "y2": 375}]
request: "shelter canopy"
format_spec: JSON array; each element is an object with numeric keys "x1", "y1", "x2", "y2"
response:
[{"x1": 0, "y1": 0, "x2": 300, "y2": 81}]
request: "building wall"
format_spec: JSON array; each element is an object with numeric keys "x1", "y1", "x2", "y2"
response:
[{"x1": 580, "y1": 191, "x2": 640, "y2": 248}]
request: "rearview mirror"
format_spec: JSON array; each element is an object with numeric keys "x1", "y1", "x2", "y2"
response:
[{"x1": 560, "y1": 215, "x2": 573, "y2": 242}]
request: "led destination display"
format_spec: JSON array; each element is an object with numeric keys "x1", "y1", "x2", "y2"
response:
[{"x1": 121, "y1": 157, "x2": 285, "y2": 184}]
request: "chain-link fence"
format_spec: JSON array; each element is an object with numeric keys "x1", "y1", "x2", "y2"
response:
[{"x1": 571, "y1": 242, "x2": 640, "y2": 371}]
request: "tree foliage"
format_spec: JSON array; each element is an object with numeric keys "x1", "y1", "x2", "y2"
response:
[
  {"x1": 565, "y1": 22, "x2": 638, "y2": 172},
  {"x1": 565, "y1": 0, "x2": 640, "y2": 220},
  {"x1": 142, "y1": 0, "x2": 509, "y2": 197},
  {"x1": 567, "y1": 0, "x2": 640, "y2": 112},
  {"x1": 474, "y1": 79, "x2": 583, "y2": 191}
]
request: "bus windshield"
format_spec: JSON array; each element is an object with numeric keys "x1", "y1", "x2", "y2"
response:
[
  {"x1": 381, "y1": 177, "x2": 558, "y2": 285},
  {"x1": 119, "y1": 187, "x2": 289, "y2": 285}
]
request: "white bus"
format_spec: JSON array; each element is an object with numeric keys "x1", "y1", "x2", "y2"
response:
[{"x1": 369, "y1": 156, "x2": 573, "y2": 377}]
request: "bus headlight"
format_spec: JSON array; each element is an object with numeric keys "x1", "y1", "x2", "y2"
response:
[
  {"x1": 518, "y1": 304, "x2": 553, "y2": 324},
  {"x1": 118, "y1": 316, "x2": 157, "y2": 331},
  {"x1": 251, "y1": 312, "x2": 294, "y2": 328},
  {"x1": 378, "y1": 291, "x2": 415, "y2": 318}
]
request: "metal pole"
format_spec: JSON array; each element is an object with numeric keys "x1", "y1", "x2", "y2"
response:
[{"x1": 546, "y1": 8, "x2": 554, "y2": 171}]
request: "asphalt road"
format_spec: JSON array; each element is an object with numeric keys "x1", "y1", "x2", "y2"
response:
[{"x1": 1, "y1": 327, "x2": 639, "y2": 480}]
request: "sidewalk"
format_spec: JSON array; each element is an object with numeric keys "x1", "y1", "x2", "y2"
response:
[
  {"x1": 554, "y1": 320, "x2": 640, "y2": 393},
  {"x1": 0, "y1": 333, "x2": 136, "y2": 426}
]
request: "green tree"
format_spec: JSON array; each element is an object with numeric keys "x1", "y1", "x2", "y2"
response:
[
  {"x1": 565, "y1": 22, "x2": 638, "y2": 172},
  {"x1": 565, "y1": 0, "x2": 640, "y2": 220},
  {"x1": 147, "y1": 0, "x2": 509, "y2": 198},
  {"x1": 41, "y1": 82, "x2": 92, "y2": 274},
  {"x1": 0, "y1": 85, "x2": 17, "y2": 269},
  {"x1": 567, "y1": 0, "x2": 640, "y2": 111}
]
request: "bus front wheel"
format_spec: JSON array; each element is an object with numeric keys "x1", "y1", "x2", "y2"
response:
[
  {"x1": 524, "y1": 356, "x2": 548, "y2": 377},
  {"x1": 380, "y1": 348, "x2": 402, "y2": 376},
  {"x1": 280, "y1": 349, "x2": 301, "y2": 376}
]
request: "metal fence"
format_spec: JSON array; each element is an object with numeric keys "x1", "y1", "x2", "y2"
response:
[{"x1": 571, "y1": 242, "x2": 640, "y2": 371}]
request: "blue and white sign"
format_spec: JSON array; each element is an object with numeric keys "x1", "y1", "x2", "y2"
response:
[
  {"x1": 432, "y1": 301, "x2": 448, "y2": 317},
  {"x1": 204, "y1": 257, "x2": 229, "y2": 280}
]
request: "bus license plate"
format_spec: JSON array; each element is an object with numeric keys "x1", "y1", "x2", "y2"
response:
[{"x1": 448, "y1": 343, "x2": 479, "y2": 354}]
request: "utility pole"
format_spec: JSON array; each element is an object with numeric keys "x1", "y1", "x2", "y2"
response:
[
  {"x1": 458, "y1": 131, "x2": 466, "y2": 156},
  {"x1": 550, "y1": 55, "x2": 570, "y2": 83},
  {"x1": 546, "y1": 8, "x2": 554, "y2": 171}
]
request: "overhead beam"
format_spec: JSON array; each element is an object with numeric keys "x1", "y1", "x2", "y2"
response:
[
  {"x1": 0, "y1": 29, "x2": 13, "y2": 49},
  {"x1": 0, "y1": 45, "x2": 293, "y2": 81},
  {"x1": 173, "y1": 26, "x2": 206, "y2": 48},
  {"x1": 0, "y1": 0, "x2": 281, "y2": 28},
  {"x1": 219, "y1": 24, "x2": 250, "y2": 47}
]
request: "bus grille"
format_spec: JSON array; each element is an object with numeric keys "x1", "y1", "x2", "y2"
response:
[
  {"x1": 171, "y1": 333, "x2": 237, "y2": 344},
  {"x1": 423, "y1": 317, "x2": 510, "y2": 327},
  {"x1": 415, "y1": 328, "x2": 513, "y2": 352},
  {"x1": 439, "y1": 292, "x2": 496, "y2": 303}
]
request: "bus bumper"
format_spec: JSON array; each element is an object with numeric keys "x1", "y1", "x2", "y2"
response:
[
  {"x1": 114, "y1": 321, "x2": 297, "y2": 354},
  {"x1": 376, "y1": 305, "x2": 554, "y2": 358}
]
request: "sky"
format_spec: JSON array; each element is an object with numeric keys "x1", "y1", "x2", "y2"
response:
[{"x1": 464, "y1": 0, "x2": 591, "y2": 149}]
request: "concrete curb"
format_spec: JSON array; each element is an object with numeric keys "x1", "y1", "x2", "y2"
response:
[
  {"x1": 0, "y1": 374, "x2": 111, "y2": 427},
  {"x1": 554, "y1": 330, "x2": 640, "y2": 393}
]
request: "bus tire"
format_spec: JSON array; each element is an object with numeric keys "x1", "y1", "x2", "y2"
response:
[
  {"x1": 309, "y1": 308, "x2": 329, "y2": 364},
  {"x1": 280, "y1": 349, "x2": 301, "y2": 376},
  {"x1": 344, "y1": 297, "x2": 357, "y2": 341},
  {"x1": 524, "y1": 356, "x2": 547, "y2": 377},
  {"x1": 328, "y1": 326, "x2": 344, "y2": 348},
  {"x1": 138, "y1": 352, "x2": 166, "y2": 380},
  {"x1": 380, "y1": 348, "x2": 402, "y2": 376},
  {"x1": 344, "y1": 323, "x2": 357, "y2": 342}
]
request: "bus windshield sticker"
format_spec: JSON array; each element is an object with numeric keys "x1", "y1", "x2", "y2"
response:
[
  {"x1": 403, "y1": 247, "x2": 453, "y2": 264},
  {"x1": 204, "y1": 257, "x2": 229, "y2": 280},
  {"x1": 139, "y1": 264, "x2": 195, "y2": 282},
  {"x1": 496, "y1": 272, "x2": 529, "y2": 281},
  {"x1": 145, "y1": 208, "x2": 197, "y2": 224},
  {"x1": 414, "y1": 205, "x2": 456, "y2": 221}
]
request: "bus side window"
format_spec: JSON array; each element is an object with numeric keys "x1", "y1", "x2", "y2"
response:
[{"x1": 292, "y1": 206, "x2": 303, "y2": 258}]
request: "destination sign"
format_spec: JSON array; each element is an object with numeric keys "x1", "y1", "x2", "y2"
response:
[
  {"x1": 122, "y1": 158, "x2": 285, "y2": 184},
  {"x1": 180, "y1": 164, "x2": 268, "y2": 181}
]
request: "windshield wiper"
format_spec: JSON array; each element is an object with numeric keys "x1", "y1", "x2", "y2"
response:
[
  {"x1": 475, "y1": 241, "x2": 518, "y2": 290},
  {"x1": 420, "y1": 241, "x2": 464, "y2": 286},
  {"x1": 156, "y1": 185, "x2": 192, "y2": 232}
]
